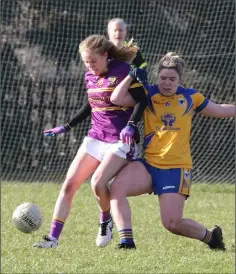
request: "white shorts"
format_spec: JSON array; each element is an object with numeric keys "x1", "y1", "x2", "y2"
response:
[{"x1": 80, "y1": 136, "x2": 138, "y2": 162}]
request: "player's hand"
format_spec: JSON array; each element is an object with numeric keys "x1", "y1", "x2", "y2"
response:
[
  {"x1": 44, "y1": 126, "x2": 65, "y2": 137},
  {"x1": 129, "y1": 68, "x2": 148, "y2": 85},
  {"x1": 120, "y1": 125, "x2": 135, "y2": 145}
]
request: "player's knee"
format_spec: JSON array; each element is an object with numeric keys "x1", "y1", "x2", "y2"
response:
[
  {"x1": 91, "y1": 182, "x2": 101, "y2": 197},
  {"x1": 90, "y1": 174, "x2": 106, "y2": 196},
  {"x1": 162, "y1": 217, "x2": 182, "y2": 234},
  {"x1": 61, "y1": 178, "x2": 77, "y2": 199}
]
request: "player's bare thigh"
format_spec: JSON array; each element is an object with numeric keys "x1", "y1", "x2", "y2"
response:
[
  {"x1": 62, "y1": 146, "x2": 100, "y2": 192},
  {"x1": 91, "y1": 140, "x2": 137, "y2": 188},
  {"x1": 110, "y1": 161, "x2": 152, "y2": 198},
  {"x1": 91, "y1": 152, "x2": 128, "y2": 187}
]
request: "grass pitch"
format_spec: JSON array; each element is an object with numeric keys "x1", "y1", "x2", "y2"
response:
[{"x1": 1, "y1": 182, "x2": 235, "y2": 273}]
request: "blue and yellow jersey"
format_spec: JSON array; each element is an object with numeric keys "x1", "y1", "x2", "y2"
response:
[{"x1": 143, "y1": 85, "x2": 209, "y2": 169}]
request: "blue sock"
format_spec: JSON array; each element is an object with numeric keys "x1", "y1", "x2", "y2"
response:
[
  {"x1": 118, "y1": 229, "x2": 134, "y2": 244},
  {"x1": 201, "y1": 228, "x2": 212, "y2": 244}
]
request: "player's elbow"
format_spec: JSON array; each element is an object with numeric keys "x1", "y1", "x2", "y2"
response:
[
  {"x1": 111, "y1": 95, "x2": 136, "y2": 107},
  {"x1": 110, "y1": 94, "x2": 119, "y2": 105},
  {"x1": 110, "y1": 91, "x2": 123, "y2": 105},
  {"x1": 110, "y1": 96, "x2": 125, "y2": 106}
]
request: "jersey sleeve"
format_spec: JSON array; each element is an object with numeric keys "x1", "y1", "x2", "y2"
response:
[
  {"x1": 128, "y1": 80, "x2": 143, "y2": 90},
  {"x1": 84, "y1": 72, "x2": 90, "y2": 89},
  {"x1": 127, "y1": 80, "x2": 148, "y2": 125},
  {"x1": 65, "y1": 102, "x2": 91, "y2": 130},
  {"x1": 192, "y1": 92, "x2": 209, "y2": 112},
  {"x1": 132, "y1": 50, "x2": 148, "y2": 69},
  {"x1": 115, "y1": 62, "x2": 131, "y2": 85}
]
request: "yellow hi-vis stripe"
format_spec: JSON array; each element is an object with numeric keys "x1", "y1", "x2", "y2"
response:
[{"x1": 139, "y1": 62, "x2": 148, "y2": 68}]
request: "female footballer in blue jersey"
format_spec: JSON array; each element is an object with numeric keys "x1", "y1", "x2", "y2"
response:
[
  {"x1": 109, "y1": 52, "x2": 235, "y2": 249},
  {"x1": 107, "y1": 18, "x2": 148, "y2": 69},
  {"x1": 33, "y1": 35, "x2": 148, "y2": 249}
]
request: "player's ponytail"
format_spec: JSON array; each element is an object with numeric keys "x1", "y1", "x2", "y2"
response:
[
  {"x1": 108, "y1": 42, "x2": 137, "y2": 63},
  {"x1": 79, "y1": 34, "x2": 137, "y2": 63},
  {"x1": 158, "y1": 52, "x2": 185, "y2": 78}
]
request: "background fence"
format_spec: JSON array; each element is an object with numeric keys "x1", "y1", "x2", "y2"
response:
[{"x1": 1, "y1": 0, "x2": 235, "y2": 183}]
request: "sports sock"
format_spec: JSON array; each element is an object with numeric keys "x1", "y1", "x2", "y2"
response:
[
  {"x1": 100, "y1": 209, "x2": 111, "y2": 223},
  {"x1": 118, "y1": 228, "x2": 134, "y2": 245},
  {"x1": 201, "y1": 228, "x2": 212, "y2": 244},
  {"x1": 49, "y1": 218, "x2": 65, "y2": 240}
]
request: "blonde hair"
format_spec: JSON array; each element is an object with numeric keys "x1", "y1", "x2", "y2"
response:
[
  {"x1": 158, "y1": 52, "x2": 185, "y2": 78},
  {"x1": 79, "y1": 34, "x2": 137, "y2": 63}
]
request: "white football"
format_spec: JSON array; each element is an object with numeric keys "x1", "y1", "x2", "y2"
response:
[{"x1": 12, "y1": 203, "x2": 43, "y2": 233}]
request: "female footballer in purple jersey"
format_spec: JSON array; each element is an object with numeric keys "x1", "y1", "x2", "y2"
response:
[
  {"x1": 108, "y1": 52, "x2": 235, "y2": 249},
  {"x1": 33, "y1": 35, "x2": 148, "y2": 249}
]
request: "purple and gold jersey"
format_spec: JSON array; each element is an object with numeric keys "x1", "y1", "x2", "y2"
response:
[
  {"x1": 85, "y1": 60, "x2": 137, "y2": 143},
  {"x1": 143, "y1": 85, "x2": 209, "y2": 168}
]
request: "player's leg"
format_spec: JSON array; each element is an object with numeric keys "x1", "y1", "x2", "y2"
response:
[
  {"x1": 91, "y1": 141, "x2": 139, "y2": 247},
  {"x1": 33, "y1": 137, "x2": 101, "y2": 248},
  {"x1": 110, "y1": 160, "x2": 152, "y2": 249},
  {"x1": 91, "y1": 153, "x2": 128, "y2": 219},
  {"x1": 91, "y1": 152, "x2": 128, "y2": 247},
  {"x1": 156, "y1": 168, "x2": 225, "y2": 250}
]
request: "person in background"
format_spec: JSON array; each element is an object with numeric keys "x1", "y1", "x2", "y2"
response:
[{"x1": 107, "y1": 18, "x2": 147, "y2": 69}]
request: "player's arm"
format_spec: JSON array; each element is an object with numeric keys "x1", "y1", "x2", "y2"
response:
[
  {"x1": 64, "y1": 102, "x2": 91, "y2": 129},
  {"x1": 44, "y1": 102, "x2": 91, "y2": 137},
  {"x1": 119, "y1": 83, "x2": 148, "y2": 144},
  {"x1": 200, "y1": 101, "x2": 235, "y2": 118},
  {"x1": 111, "y1": 74, "x2": 147, "y2": 123},
  {"x1": 118, "y1": 81, "x2": 148, "y2": 144},
  {"x1": 111, "y1": 67, "x2": 148, "y2": 105},
  {"x1": 111, "y1": 71, "x2": 148, "y2": 144},
  {"x1": 110, "y1": 75, "x2": 135, "y2": 106},
  {"x1": 128, "y1": 82, "x2": 148, "y2": 124}
]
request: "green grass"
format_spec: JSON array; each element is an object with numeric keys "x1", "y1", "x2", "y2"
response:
[{"x1": 1, "y1": 182, "x2": 235, "y2": 274}]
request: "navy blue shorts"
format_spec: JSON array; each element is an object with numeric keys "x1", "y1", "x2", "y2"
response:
[{"x1": 135, "y1": 158, "x2": 192, "y2": 197}]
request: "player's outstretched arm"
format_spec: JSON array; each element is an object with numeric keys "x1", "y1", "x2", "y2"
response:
[
  {"x1": 200, "y1": 101, "x2": 236, "y2": 118},
  {"x1": 44, "y1": 102, "x2": 91, "y2": 137}
]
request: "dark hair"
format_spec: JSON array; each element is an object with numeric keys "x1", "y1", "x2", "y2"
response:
[{"x1": 79, "y1": 34, "x2": 137, "y2": 63}]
